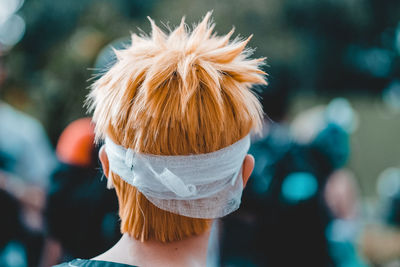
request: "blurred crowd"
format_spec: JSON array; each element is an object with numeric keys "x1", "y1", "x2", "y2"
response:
[
  {"x1": 0, "y1": 85, "x2": 398, "y2": 267},
  {"x1": 0, "y1": 106, "x2": 121, "y2": 266},
  {"x1": 1, "y1": 75, "x2": 400, "y2": 266},
  {"x1": 1, "y1": 0, "x2": 400, "y2": 266}
]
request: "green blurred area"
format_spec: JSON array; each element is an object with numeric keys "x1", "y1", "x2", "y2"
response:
[
  {"x1": 290, "y1": 94, "x2": 400, "y2": 197},
  {"x1": 1, "y1": 0, "x2": 399, "y2": 197}
]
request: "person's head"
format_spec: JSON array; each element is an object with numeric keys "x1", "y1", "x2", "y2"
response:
[
  {"x1": 56, "y1": 117, "x2": 97, "y2": 167},
  {"x1": 88, "y1": 12, "x2": 266, "y2": 243}
]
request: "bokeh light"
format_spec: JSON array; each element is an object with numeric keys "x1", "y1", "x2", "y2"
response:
[
  {"x1": 281, "y1": 172, "x2": 318, "y2": 203},
  {"x1": 377, "y1": 167, "x2": 400, "y2": 198},
  {"x1": 0, "y1": 0, "x2": 25, "y2": 50}
]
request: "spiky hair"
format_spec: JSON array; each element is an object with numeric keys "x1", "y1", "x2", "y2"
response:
[{"x1": 87, "y1": 12, "x2": 267, "y2": 154}]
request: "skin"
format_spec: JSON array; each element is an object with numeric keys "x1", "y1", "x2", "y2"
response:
[{"x1": 95, "y1": 146, "x2": 254, "y2": 267}]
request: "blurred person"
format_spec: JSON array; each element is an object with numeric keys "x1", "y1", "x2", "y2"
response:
[
  {"x1": 220, "y1": 98, "x2": 357, "y2": 266},
  {"x1": 324, "y1": 169, "x2": 360, "y2": 221},
  {"x1": 0, "y1": 56, "x2": 57, "y2": 189},
  {"x1": 56, "y1": 12, "x2": 267, "y2": 267},
  {"x1": 41, "y1": 118, "x2": 120, "y2": 266},
  {"x1": 0, "y1": 55, "x2": 56, "y2": 267},
  {"x1": 0, "y1": 100, "x2": 57, "y2": 188},
  {"x1": 222, "y1": 124, "x2": 342, "y2": 266},
  {"x1": 0, "y1": 53, "x2": 56, "y2": 232}
]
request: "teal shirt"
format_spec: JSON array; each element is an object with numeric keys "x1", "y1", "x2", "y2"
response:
[{"x1": 54, "y1": 259, "x2": 138, "y2": 267}]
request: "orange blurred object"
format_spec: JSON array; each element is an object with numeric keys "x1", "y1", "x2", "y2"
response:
[{"x1": 56, "y1": 118, "x2": 95, "y2": 167}]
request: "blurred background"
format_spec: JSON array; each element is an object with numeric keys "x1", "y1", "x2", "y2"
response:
[{"x1": 0, "y1": 0, "x2": 399, "y2": 266}]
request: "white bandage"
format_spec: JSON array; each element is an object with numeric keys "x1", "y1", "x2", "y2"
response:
[{"x1": 104, "y1": 135, "x2": 250, "y2": 219}]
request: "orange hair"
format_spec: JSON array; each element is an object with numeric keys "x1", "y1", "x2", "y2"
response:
[
  {"x1": 56, "y1": 118, "x2": 95, "y2": 167},
  {"x1": 87, "y1": 12, "x2": 266, "y2": 242}
]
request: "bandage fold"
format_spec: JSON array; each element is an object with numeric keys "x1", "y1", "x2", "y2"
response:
[{"x1": 104, "y1": 135, "x2": 250, "y2": 218}]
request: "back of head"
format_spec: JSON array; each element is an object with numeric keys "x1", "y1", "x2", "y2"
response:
[
  {"x1": 56, "y1": 117, "x2": 96, "y2": 167},
  {"x1": 87, "y1": 12, "x2": 266, "y2": 242}
]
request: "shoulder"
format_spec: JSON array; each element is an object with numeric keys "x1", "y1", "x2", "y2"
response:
[{"x1": 54, "y1": 259, "x2": 138, "y2": 267}]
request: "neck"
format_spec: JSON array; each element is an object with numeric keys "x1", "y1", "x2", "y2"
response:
[{"x1": 94, "y1": 229, "x2": 211, "y2": 267}]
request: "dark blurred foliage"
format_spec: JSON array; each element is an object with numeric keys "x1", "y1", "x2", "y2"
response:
[
  {"x1": 46, "y1": 162, "x2": 120, "y2": 259},
  {"x1": 2, "y1": 0, "x2": 157, "y2": 144},
  {"x1": 1, "y1": 0, "x2": 400, "y2": 143},
  {"x1": 20, "y1": 0, "x2": 155, "y2": 61},
  {"x1": 284, "y1": 0, "x2": 400, "y2": 93}
]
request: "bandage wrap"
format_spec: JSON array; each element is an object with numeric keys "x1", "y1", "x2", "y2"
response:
[{"x1": 104, "y1": 135, "x2": 250, "y2": 219}]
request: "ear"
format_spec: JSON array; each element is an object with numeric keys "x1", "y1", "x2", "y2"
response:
[
  {"x1": 242, "y1": 154, "x2": 254, "y2": 188},
  {"x1": 99, "y1": 145, "x2": 110, "y2": 178}
]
